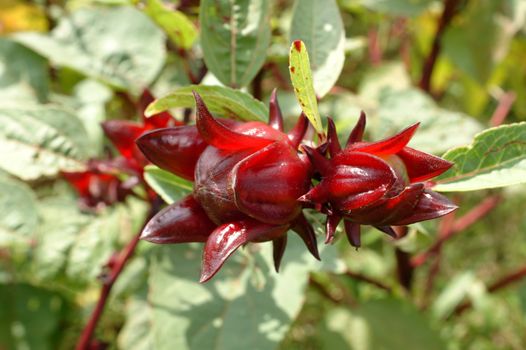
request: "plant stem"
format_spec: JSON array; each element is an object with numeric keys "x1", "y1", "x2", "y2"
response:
[
  {"x1": 411, "y1": 195, "x2": 501, "y2": 267},
  {"x1": 453, "y1": 265, "x2": 526, "y2": 316},
  {"x1": 394, "y1": 226, "x2": 414, "y2": 291},
  {"x1": 344, "y1": 270, "x2": 392, "y2": 293},
  {"x1": 490, "y1": 91, "x2": 516, "y2": 126},
  {"x1": 418, "y1": 0, "x2": 460, "y2": 93},
  {"x1": 75, "y1": 207, "x2": 156, "y2": 350},
  {"x1": 368, "y1": 27, "x2": 382, "y2": 66}
]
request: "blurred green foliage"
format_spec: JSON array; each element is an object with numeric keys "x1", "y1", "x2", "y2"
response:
[{"x1": 1, "y1": 0, "x2": 526, "y2": 349}]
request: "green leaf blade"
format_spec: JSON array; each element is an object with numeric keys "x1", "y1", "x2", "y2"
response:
[
  {"x1": 144, "y1": 165, "x2": 192, "y2": 204},
  {"x1": 200, "y1": 0, "x2": 271, "y2": 87},
  {"x1": 289, "y1": 40, "x2": 323, "y2": 134},
  {"x1": 146, "y1": 85, "x2": 268, "y2": 122},
  {"x1": 0, "y1": 105, "x2": 89, "y2": 180},
  {"x1": 290, "y1": 0, "x2": 345, "y2": 98},
  {"x1": 0, "y1": 177, "x2": 38, "y2": 246},
  {"x1": 143, "y1": 0, "x2": 198, "y2": 50},
  {"x1": 14, "y1": 6, "x2": 166, "y2": 92},
  {"x1": 434, "y1": 122, "x2": 526, "y2": 192}
]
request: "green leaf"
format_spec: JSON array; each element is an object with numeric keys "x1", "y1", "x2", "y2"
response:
[
  {"x1": 434, "y1": 122, "x2": 526, "y2": 192},
  {"x1": 147, "y1": 234, "x2": 338, "y2": 350},
  {"x1": 358, "y1": 0, "x2": 435, "y2": 16},
  {"x1": 290, "y1": 0, "x2": 345, "y2": 97},
  {"x1": 118, "y1": 289, "x2": 154, "y2": 350},
  {"x1": 0, "y1": 105, "x2": 89, "y2": 180},
  {"x1": 14, "y1": 6, "x2": 166, "y2": 92},
  {"x1": 199, "y1": 0, "x2": 271, "y2": 88},
  {"x1": 289, "y1": 40, "x2": 323, "y2": 134},
  {"x1": 323, "y1": 299, "x2": 447, "y2": 350},
  {"x1": 146, "y1": 85, "x2": 268, "y2": 121},
  {"x1": 0, "y1": 283, "x2": 66, "y2": 350},
  {"x1": 431, "y1": 272, "x2": 486, "y2": 319},
  {"x1": 66, "y1": 199, "x2": 147, "y2": 284},
  {"x1": 144, "y1": 165, "x2": 192, "y2": 204},
  {"x1": 371, "y1": 88, "x2": 482, "y2": 154},
  {"x1": 443, "y1": 0, "x2": 505, "y2": 84},
  {"x1": 143, "y1": 0, "x2": 198, "y2": 50},
  {"x1": 72, "y1": 79, "x2": 114, "y2": 155},
  {"x1": 0, "y1": 38, "x2": 49, "y2": 103},
  {"x1": 0, "y1": 177, "x2": 38, "y2": 246}
]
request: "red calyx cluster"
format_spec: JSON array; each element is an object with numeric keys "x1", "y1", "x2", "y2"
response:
[
  {"x1": 63, "y1": 90, "x2": 179, "y2": 209},
  {"x1": 137, "y1": 90, "x2": 457, "y2": 282}
]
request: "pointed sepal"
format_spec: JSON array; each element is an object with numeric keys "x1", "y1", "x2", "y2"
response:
[
  {"x1": 351, "y1": 123, "x2": 419, "y2": 156},
  {"x1": 193, "y1": 91, "x2": 272, "y2": 150},
  {"x1": 136, "y1": 126, "x2": 207, "y2": 181},
  {"x1": 272, "y1": 235, "x2": 288, "y2": 272},
  {"x1": 327, "y1": 118, "x2": 341, "y2": 158},
  {"x1": 346, "y1": 111, "x2": 366, "y2": 146},
  {"x1": 291, "y1": 213, "x2": 320, "y2": 260},
  {"x1": 397, "y1": 147, "x2": 454, "y2": 183},
  {"x1": 268, "y1": 88, "x2": 284, "y2": 131},
  {"x1": 344, "y1": 221, "x2": 361, "y2": 248},
  {"x1": 141, "y1": 195, "x2": 216, "y2": 244},
  {"x1": 200, "y1": 220, "x2": 287, "y2": 283}
]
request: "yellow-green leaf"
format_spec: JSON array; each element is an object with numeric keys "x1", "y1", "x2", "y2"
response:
[
  {"x1": 289, "y1": 40, "x2": 323, "y2": 134},
  {"x1": 143, "y1": 0, "x2": 197, "y2": 50}
]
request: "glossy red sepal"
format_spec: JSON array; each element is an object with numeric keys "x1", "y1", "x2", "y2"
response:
[
  {"x1": 136, "y1": 126, "x2": 207, "y2": 181},
  {"x1": 200, "y1": 220, "x2": 288, "y2": 283},
  {"x1": 193, "y1": 91, "x2": 274, "y2": 150},
  {"x1": 141, "y1": 195, "x2": 216, "y2": 244}
]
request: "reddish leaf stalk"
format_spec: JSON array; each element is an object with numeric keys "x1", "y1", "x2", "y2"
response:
[
  {"x1": 76, "y1": 206, "x2": 157, "y2": 350},
  {"x1": 368, "y1": 27, "x2": 382, "y2": 66},
  {"x1": 490, "y1": 91, "x2": 516, "y2": 127},
  {"x1": 419, "y1": 0, "x2": 460, "y2": 93},
  {"x1": 411, "y1": 195, "x2": 501, "y2": 267},
  {"x1": 420, "y1": 212, "x2": 456, "y2": 308},
  {"x1": 344, "y1": 270, "x2": 392, "y2": 293},
  {"x1": 454, "y1": 265, "x2": 526, "y2": 316},
  {"x1": 394, "y1": 226, "x2": 414, "y2": 291}
]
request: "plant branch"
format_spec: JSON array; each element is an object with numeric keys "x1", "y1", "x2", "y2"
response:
[
  {"x1": 490, "y1": 91, "x2": 516, "y2": 127},
  {"x1": 75, "y1": 206, "x2": 157, "y2": 350},
  {"x1": 394, "y1": 226, "x2": 414, "y2": 291},
  {"x1": 418, "y1": 0, "x2": 460, "y2": 93},
  {"x1": 344, "y1": 270, "x2": 392, "y2": 293},
  {"x1": 411, "y1": 195, "x2": 501, "y2": 267},
  {"x1": 453, "y1": 265, "x2": 526, "y2": 316}
]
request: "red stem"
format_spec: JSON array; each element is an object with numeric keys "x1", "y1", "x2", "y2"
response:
[
  {"x1": 394, "y1": 226, "x2": 414, "y2": 291},
  {"x1": 454, "y1": 265, "x2": 526, "y2": 316},
  {"x1": 368, "y1": 27, "x2": 382, "y2": 66},
  {"x1": 411, "y1": 195, "x2": 501, "y2": 267},
  {"x1": 490, "y1": 92, "x2": 516, "y2": 127},
  {"x1": 344, "y1": 270, "x2": 392, "y2": 293},
  {"x1": 76, "y1": 207, "x2": 155, "y2": 350},
  {"x1": 419, "y1": 0, "x2": 460, "y2": 93}
]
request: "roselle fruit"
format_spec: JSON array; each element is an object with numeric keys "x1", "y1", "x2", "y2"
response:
[
  {"x1": 62, "y1": 159, "x2": 135, "y2": 210},
  {"x1": 137, "y1": 90, "x2": 319, "y2": 282},
  {"x1": 300, "y1": 113, "x2": 457, "y2": 246},
  {"x1": 101, "y1": 89, "x2": 181, "y2": 173},
  {"x1": 137, "y1": 90, "x2": 457, "y2": 282}
]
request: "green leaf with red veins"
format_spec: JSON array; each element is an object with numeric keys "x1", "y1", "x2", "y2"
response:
[
  {"x1": 146, "y1": 85, "x2": 268, "y2": 122},
  {"x1": 434, "y1": 122, "x2": 526, "y2": 192},
  {"x1": 143, "y1": 0, "x2": 197, "y2": 50},
  {"x1": 290, "y1": 0, "x2": 345, "y2": 98},
  {"x1": 289, "y1": 40, "x2": 324, "y2": 135},
  {"x1": 199, "y1": 0, "x2": 271, "y2": 88}
]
